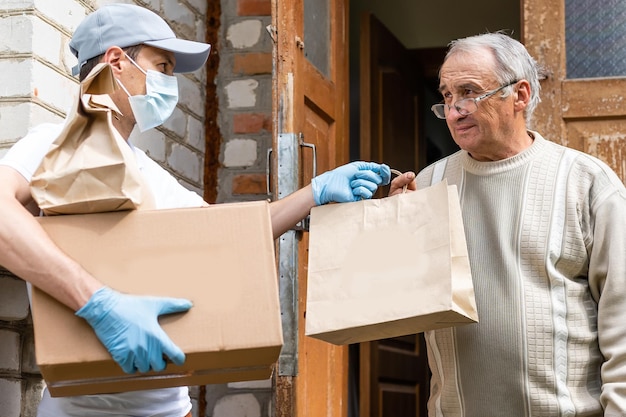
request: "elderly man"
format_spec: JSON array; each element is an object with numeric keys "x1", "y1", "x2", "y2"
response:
[{"x1": 392, "y1": 32, "x2": 626, "y2": 416}]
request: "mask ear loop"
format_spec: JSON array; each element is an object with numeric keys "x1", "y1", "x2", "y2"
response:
[
  {"x1": 389, "y1": 168, "x2": 409, "y2": 194},
  {"x1": 124, "y1": 53, "x2": 148, "y2": 75},
  {"x1": 115, "y1": 78, "x2": 132, "y2": 97},
  {"x1": 115, "y1": 53, "x2": 150, "y2": 98}
]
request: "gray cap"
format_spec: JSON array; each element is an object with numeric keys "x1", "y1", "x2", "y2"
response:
[{"x1": 69, "y1": 4, "x2": 211, "y2": 76}]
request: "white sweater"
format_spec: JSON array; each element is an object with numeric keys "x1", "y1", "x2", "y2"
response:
[{"x1": 416, "y1": 132, "x2": 626, "y2": 417}]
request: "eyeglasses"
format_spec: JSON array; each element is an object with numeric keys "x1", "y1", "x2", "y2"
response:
[{"x1": 431, "y1": 80, "x2": 518, "y2": 119}]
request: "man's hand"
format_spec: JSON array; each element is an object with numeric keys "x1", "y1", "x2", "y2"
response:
[
  {"x1": 389, "y1": 171, "x2": 416, "y2": 196},
  {"x1": 311, "y1": 161, "x2": 391, "y2": 205},
  {"x1": 75, "y1": 286, "x2": 192, "y2": 374}
]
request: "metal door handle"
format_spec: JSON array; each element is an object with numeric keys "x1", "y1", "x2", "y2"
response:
[
  {"x1": 266, "y1": 148, "x2": 273, "y2": 196},
  {"x1": 266, "y1": 133, "x2": 317, "y2": 197},
  {"x1": 299, "y1": 132, "x2": 317, "y2": 178}
]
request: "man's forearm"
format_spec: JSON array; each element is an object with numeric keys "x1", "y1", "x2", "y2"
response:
[
  {"x1": 0, "y1": 193, "x2": 102, "y2": 311},
  {"x1": 269, "y1": 185, "x2": 316, "y2": 239}
]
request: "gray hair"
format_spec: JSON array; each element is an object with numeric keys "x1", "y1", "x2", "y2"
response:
[{"x1": 443, "y1": 32, "x2": 541, "y2": 125}]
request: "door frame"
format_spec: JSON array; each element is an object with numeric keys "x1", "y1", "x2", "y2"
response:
[{"x1": 271, "y1": 0, "x2": 350, "y2": 416}]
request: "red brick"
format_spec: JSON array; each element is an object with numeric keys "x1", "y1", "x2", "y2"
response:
[
  {"x1": 232, "y1": 174, "x2": 267, "y2": 195},
  {"x1": 233, "y1": 53, "x2": 272, "y2": 75},
  {"x1": 237, "y1": 0, "x2": 271, "y2": 16},
  {"x1": 233, "y1": 113, "x2": 272, "y2": 134}
]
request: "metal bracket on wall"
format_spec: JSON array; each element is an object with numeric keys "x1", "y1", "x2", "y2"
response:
[{"x1": 271, "y1": 132, "x2": 317, "y2": 376}]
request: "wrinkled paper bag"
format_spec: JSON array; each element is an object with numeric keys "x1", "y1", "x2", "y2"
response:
[
  {"x1": 30, "y1": 63, "x2": 149, "y2": 215},
  {"x1": 305, "y1": 180, "x2": 478, "y2": 345}
]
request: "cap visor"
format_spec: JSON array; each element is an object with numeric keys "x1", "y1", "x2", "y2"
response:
[{"x1": 144, "y1": 38, "x2": 211, "y2": 73}]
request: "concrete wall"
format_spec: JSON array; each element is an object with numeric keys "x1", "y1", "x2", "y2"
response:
[{"x1": 0, "y1": 0, "x2": 275, "y2": 415}]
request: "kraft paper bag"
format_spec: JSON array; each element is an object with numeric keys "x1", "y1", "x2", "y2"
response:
[
  {"x1": 305, "y1": 179, "x2": 478, "y2": 345},
  {"x1": 30, "y1": 63, "x2": 150, "y2": 215}
]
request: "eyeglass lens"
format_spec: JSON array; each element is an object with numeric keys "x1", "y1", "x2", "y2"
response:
[
  {"x1": 431, "y1": 81, "x2": 517, "y2": 119},
  {"x1": 432, "y1": 99, "x2": 476, "y2": 119}
]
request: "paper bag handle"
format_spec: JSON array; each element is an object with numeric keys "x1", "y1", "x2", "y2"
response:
[{"x1": 390, "y1": 168, "x2": 408, "y2": 193}]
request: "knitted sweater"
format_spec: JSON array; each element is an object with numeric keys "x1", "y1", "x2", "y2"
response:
[{"x1": 416, "y1": 131, "x2": 626, "y2": 417}]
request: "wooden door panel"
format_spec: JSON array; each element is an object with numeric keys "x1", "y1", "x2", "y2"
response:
[
  {"x1": 302, "y1": 107, "x2": 331, "y2": 180},
  {"x1": 561, "y1": 78, "x2": 626, "y2": 117},
  {"x1": 303, "y1": 60, "x2": 337, "y2": 122},
  {"x1": 559, "y1": 78, "x2": 626, "y2": 179},
  {"x1": 525, "y1": 0, "x2": 626, "y2": 184},
  {"x1": 381, "y1": 71, "x2": 419, "y2": 173},
  {"x1": 296, "y1": 320, "x2": 347, "y2": 417},
  {"x1": 380, "y1": 387, "x2": 417, "y2": 417},
  {"x1": 566, "y1": 121, "x2": 626, "y2": 180},
  {"x1": 360, "y1": 335, "x2": 428, "y2": 417},
  {"x1": 296, "y1": 4, "x2": 347, "y2": 416},
  {"x1": 358, "y1": 13, "x2": 430, "y2": 417},
  {"x1": 378, "y1": 345, "x2": 420, "y2": 383},
  {"x1": 273, "y1": 0, "x2": 349, "y2": 416},
  {"x1": 361, "y1": 13, "x2": 422, "y2": 175},
  {"x1": 297, "y1": 96, "x2": 345, "y2": 417},
  {"x1": 294, "y1": 59, "x2": 339, "y2": 187}
]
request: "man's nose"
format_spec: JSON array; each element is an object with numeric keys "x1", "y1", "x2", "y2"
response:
[{"x1": 446, "y1": 104, "x2": 464, "y2": 120}]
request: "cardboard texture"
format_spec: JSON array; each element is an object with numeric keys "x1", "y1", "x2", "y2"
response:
[
  {"x1": 305, "y1": 180, "x2": 478, "y2": 345},
  {"x1": 32, "y1": 201, "x2": 283, "y2": 397}
]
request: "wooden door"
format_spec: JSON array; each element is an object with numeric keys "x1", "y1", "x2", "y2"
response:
[
  {"x1": 359, "y1": 336, "x2": 429, "y2": 417},
  {"x1": 524, "y1": 0, "x2": 626, "y2": 182},
  {"x1": 358, "y1": 13, "x2": 439, "y2": 417},
  {"x1": 271, "y1": 0, "x2": 350, "y2": 416},
  {"x1": 360, "y1": 13, "x2": 423, "y2": 179}
]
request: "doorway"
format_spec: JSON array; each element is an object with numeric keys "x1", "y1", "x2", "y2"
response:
[
  {"x1": 347, "y1": 1, "x2": 520, "y2": 415},
  {"x1": 348, "y1": 0, "x2": 521, "y2": 163}
]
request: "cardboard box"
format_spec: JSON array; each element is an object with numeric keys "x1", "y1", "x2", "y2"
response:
[{"x1": 32, "y1": 201, "x2": 283, "y2": 397}]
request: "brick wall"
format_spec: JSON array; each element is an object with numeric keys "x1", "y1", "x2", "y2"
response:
[
  {"x1": 1, "y1": 0, "x2": 277, "y2": 415},
  {"x1": 124, "y1": 0, "x2": 210, "y2": 196},
  {"x1": 216, "y1": 0, "x2": 273, "y2": 203},
  {"x1": 199, "y1": 0, "x2": 275, "y2": 416},
  {"x1": 0, "y1": 0, "x2": 209, "y2": 189},
  {"x1": 0, "y1": 0, "x2": 216, "y2": 415},
  {"x1": 0, "y1": 268, "x2": 42, "y2": 416},
  {"x1": 0, "y1": 1, "x2": 84, "y2": 413},
  {"x1": 1, "y1": 0, "x2": 277, "y2": 414}
]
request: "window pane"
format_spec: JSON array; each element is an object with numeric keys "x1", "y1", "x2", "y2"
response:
[
  {"x1": 304, "y1": 0, "x2": 330, "y2": 77},
  {"x1": 566, "y1": 0, "x2": 626, "y2": 78}
]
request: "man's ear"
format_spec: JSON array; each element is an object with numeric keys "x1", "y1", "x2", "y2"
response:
[
  {"x1": 102, "y1": 46, "x2": 125, "y2": 75},
  {"x1": 513, "y1": 80, "x2": 531, "y2": 112}
]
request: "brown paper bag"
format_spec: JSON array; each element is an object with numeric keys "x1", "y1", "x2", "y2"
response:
[
  {"x1": 305, "y1": 179, "x2": 478, "y2": 345},
  {"x1": 30, "y1": 63, "x2": 148, "y2": 215}
]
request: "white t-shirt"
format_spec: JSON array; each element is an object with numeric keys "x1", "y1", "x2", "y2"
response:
[
  {"x1": 2, "y1": 123, "x2": 206, "y2": 210},
  {"x1": 0, "y1": 122, "x2": 206, "y2": 417}
]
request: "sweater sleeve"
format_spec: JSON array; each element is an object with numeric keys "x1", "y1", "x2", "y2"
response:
[{"x1": 587, "y1": 184, "x2": 626, "y2": 415}]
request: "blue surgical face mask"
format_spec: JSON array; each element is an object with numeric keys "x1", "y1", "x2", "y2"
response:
[{"x1": 116, "y1": 54, "x2": 179, "y2": 132}]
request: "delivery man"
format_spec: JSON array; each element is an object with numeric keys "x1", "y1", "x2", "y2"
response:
[{"x1": 0, "y1": 4, "x2": 393, "y2": 416}]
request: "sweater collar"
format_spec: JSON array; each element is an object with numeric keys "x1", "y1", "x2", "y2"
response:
[{"x1": 461, "y1": 130, "x2": 548, "y2": 175}]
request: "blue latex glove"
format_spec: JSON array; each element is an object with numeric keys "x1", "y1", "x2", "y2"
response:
[
  {"x1": 75, "y1": 286, "x2": 192, "y2": 374},
  {"x1": 311, "y1": 161, "x2": 391, "y2": 205}
]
